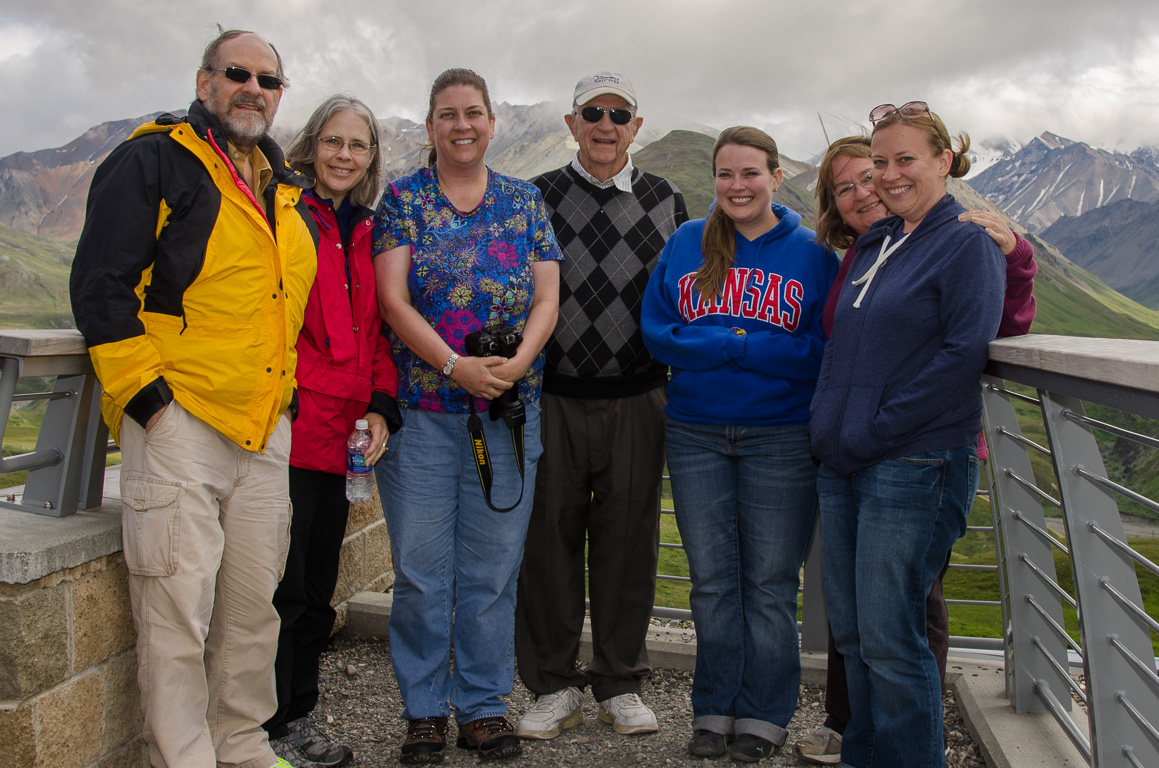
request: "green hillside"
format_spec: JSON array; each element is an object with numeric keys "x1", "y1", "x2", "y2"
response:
[
  {"x1": 0, "y1": 223, "x2": 75, "y2": 329},
  {"x1": 634, "y1": 130, "x2": 715, "y2": 219},
  {"x1": 634, "y1": 129, "x2": 816, "y2": 223},
  {"x1": 1026, "y1": 232, "x2": 1159, "y2": 340}
]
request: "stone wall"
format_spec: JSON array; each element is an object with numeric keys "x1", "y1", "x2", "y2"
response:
[
  {"x1": 0, "y1": 554, "x2": 145, "y2": 768},
  {"x1": 0, "y1": 478, "x2": 392, "y2": 768},
  {"x1": 334, "y1": 486, "x2": 394, "y2": 631}
]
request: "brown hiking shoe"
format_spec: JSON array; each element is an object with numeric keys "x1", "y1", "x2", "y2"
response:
[
  {"x1": 399, "y1": 717, "x2": 448, "y2": 764},
  {"x1": 456, "y1": 716, "x2": 522, "y2": 760}
]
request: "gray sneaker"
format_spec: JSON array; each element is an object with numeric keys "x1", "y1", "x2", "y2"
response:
[
  {"x1": 286, "y1": 717, "x2": 354, "y2": 767},
  {"x1": 270, "y1": 733, "x2": 319, "y2": 767},
  {"x1": 792, "y1": 725, "x2": 842, "y2": 764}
]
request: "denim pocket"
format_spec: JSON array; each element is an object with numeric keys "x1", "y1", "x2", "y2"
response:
[
  {"x1": 120, "y1": 472, "x2": 183, "y2": 576},
  {"x1": 888, "y1": 450, "x2": 949, "y2": 506},
  {"x1": 377, "y1": 408, "x2": 408, "y2": 466}
]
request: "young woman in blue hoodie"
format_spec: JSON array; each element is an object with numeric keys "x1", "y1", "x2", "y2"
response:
[
  {"x1": 642, "y1": 126, "x2": 839, "y2": 762},
  {"x1": 809, "y1": 104, "x2": 1007, "y2": 768}
]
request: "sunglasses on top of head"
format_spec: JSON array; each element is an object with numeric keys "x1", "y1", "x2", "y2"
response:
[
  {"x1": 868, "y1": 101, "x2": 930, "y2": 125},
  {"x1": 869, "y1": 100, "x2": 952, "y2": 146},
  {"x1": 578, "y1": 106, "x2": 634, "y2": 125},
  {"x1": 207, "y1": 66, "x2": 284, "y2": 91}
]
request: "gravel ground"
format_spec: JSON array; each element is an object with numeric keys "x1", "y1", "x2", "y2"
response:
[{"x1": 311, "y1": 634, "x2": 986, "y2": 767}]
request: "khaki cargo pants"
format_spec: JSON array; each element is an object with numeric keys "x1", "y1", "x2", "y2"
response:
[{"x1": 119, "y1": 400, "x2": 291, "y2": 768}]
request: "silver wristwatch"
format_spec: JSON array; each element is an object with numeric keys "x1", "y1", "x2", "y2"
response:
[{"x1": 442, "y1": 353, "x2": 460, "y2": 376}]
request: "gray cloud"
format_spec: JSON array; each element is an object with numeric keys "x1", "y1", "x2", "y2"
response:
[{"x1": 2, "y1": 0, "x2": 1157, "y2": 160}]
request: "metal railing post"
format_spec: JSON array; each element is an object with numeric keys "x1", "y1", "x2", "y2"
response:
[
  {"x1": 980, "y1": 376, "x2": 1072, "y2": 712},
  {"x1": 0, "y1": 331, "x2": 108, "y2": 517},
  {"x1": 1040, "y1": 391, "x2": 1159, "y2": 768},
  {"x1": 18, "y1": 372, "x2": 107, "y2": 515}
]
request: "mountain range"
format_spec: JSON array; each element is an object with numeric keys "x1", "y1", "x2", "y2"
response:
[
  {"x1": 1041, "y1": 198, "x2": 1159, "y2": 309},
  {"x1": 3, "y1": 106, "x2": 1159, "y2": 343},
  {"x1": 0, "y1": 102, "x2": 813, "y2": 246},
  {"x1": 967, "y1": 132, "x2": 1159, "y2": 233}
]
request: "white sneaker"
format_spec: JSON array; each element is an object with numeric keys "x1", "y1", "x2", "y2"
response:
[
  {"x1": 597, "y1": 692, "x2": 658, "y2": 735},
  {"x1": 514, "y1": 686, "x2": 584, "y2": 739}
]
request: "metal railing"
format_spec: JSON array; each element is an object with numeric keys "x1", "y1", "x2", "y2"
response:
[
  {"x1": 982, "y1": 335, "x2": 1159, "y2": 768},
  {"x1": 4, "y1": 330, "x2": 1158, "y2": 766},
  {"x1": 0, "y1": 330, "x2": 107, "y2": 516},
  {"x1": 645, "y1": 334, "x2": 1159, "y2": 768}
]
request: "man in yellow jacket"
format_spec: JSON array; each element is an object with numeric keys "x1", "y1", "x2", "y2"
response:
[{"x1": 70, "y1": 27, "x2": 318, "y2": 768}]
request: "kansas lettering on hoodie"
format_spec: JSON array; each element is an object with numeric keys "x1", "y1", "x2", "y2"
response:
[{"x1": 642, "y1": 205, "x2": 839, "y2": 426}]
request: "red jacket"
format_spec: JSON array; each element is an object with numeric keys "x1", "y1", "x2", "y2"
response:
[{"x1": 291, "y1": 193, "x2": 399, "y2": 474}]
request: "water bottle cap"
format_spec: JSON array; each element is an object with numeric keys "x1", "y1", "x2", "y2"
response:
[{"x1": 355, "y1": 419, "x2": 369, "y2": 430}]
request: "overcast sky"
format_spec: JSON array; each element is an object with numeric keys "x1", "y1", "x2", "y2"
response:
[{"x1": 2, "y1": 0, "x2": 1157, "y2": 163}]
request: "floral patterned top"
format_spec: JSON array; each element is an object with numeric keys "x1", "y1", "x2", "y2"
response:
[{"x1": 374, "y1": 166, "x2": 563, "y2": 413}]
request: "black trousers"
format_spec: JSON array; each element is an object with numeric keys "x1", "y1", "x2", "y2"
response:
[
  {"x1": 514, "y1": 389, "x2": 666, "y2": 702},
  {"x1": 265, "y1": 466, "x2": 349, "y2": 736}
]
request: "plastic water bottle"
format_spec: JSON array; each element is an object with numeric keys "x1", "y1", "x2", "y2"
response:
[{"x1": 346, "y1": 419, "x2": 374, "y2": 502}]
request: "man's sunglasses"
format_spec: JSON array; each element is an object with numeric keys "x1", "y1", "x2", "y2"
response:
[
  {"x1": 207, "y1": 67, "x2": 284, "y2": 91},
  {"x1": 579, "y1": 106, "x2": 634, "y2": 125}
]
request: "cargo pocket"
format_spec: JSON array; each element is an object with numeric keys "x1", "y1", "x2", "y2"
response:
[
  {"x1": 120, "y1": 472, "x2": 183, "y2": 576},
  {"x1": 277, "y1": 501, "x2": 292, "y2": 581}
]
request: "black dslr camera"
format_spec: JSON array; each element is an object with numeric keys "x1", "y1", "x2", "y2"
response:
[{"x1": 465, "y1": 324, "x2": 525, "y2": 428}]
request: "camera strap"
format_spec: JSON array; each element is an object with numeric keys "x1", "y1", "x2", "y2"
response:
[{"x1": 467, "y1": 400, "x2": 525, "y2": 513}]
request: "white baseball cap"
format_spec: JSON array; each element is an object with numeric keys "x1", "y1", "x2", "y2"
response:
[{"x1": 572, "y1": 71, "x2": 637, "y2": 110}]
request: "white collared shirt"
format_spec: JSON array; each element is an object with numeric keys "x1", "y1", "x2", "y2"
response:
[{"x1": 570, "y1": 152, "x2": 635, "y2": 194}]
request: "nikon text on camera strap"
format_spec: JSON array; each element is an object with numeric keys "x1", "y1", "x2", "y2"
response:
[{"x1": 467, "y1": 399, "x2": 525, "y2": 513}]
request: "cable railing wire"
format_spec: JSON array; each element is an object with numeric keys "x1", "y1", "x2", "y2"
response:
[{"x1": 1005, "y1": 468, "x2": 1062, "y2": 508}]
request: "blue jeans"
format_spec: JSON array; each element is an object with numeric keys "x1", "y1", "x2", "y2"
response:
[
  {"x1": 666, "y1": 419, "x2": 817, "y2": 746},
  {"x1": 374, "y1": 403, "x2": 542, "y2": 722},
  {"x1": 818, "y1": 447, "x2": 978, "y2": 768}
]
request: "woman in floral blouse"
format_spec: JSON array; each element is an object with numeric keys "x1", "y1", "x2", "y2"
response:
[{"x1": 372, "y1": 68, "x2": 561, "y2": 765}]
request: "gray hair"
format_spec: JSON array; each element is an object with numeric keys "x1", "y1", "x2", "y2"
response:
[
  {"x1": 285, "y1": 94, "x2": 383, "y2": 208},
  {"x1": 199, "y1": 24, "x2": 288, "y2": 86}
]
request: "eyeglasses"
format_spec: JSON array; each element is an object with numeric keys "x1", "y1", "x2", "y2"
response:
[
  {"x1": 834, "y1": 170, "x2": 875, "y2": 200},
  {"x1": 318, "y1": 136, "x2": 375, "y2": 155},
  {"x1": 869, "y1": 101, "x2": 929, "y2": 124},
  {"x1": 206, "y1": 67, "x2": 284, "y2": 90},
  {"x1": 578, "y1": 106, "x2": 634, "y2": 125}
]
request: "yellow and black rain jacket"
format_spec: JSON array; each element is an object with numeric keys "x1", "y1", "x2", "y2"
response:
[{"x1": 70, "y1": 101, "x2": 320, "y2": 451}]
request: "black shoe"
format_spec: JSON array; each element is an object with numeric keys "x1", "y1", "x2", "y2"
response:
[
  {"x1": 456, "y1": 716, "x2": 522, "y2": 760},
  {"x1": 688, "y1": 728, "x2": 727, "y2": 758},
  {"x1": 400, "y1": 717, "x2": 448, "y2": 764},
  {"x1": 728, "y1": 733, "x2": 777, "y2": 762}
]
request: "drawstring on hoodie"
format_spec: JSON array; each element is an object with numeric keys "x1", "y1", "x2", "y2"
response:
[{"x1": 852, "y1": 232, "x2": 910, "y2": 308}]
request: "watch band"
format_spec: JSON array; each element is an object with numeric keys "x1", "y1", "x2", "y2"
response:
[{"x1": 442, "y1": 353, "x2": 460, "y2": 376}]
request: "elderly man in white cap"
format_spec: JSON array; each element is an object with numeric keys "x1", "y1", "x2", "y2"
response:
[{"x1": 513, "y1": 71, "x2": 688, "y2": 740}]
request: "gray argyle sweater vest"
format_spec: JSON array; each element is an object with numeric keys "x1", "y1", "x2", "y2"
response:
[{"x1": 533, "y1": 164, "x2": 688, "y2": 399}]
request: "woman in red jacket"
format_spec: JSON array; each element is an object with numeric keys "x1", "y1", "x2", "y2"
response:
[
  {"x1": 266, "y1": 94, "x2": 400, "y2": 768},
  {"x1": 793, "y1": 133, "x2": 1036, "y2": 765}
]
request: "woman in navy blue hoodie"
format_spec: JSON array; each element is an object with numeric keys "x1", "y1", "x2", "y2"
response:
[
  {"x1": 809, "y1": 103, "x2": 1006, "y2": 768},
  {"x1": 642, "y1": 127, "x2": 838, "y2": 762}
]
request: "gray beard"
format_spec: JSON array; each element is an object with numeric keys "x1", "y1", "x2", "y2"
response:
[{"x1": 221, "y1": 111, "x2": 270, "y2": 151}]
